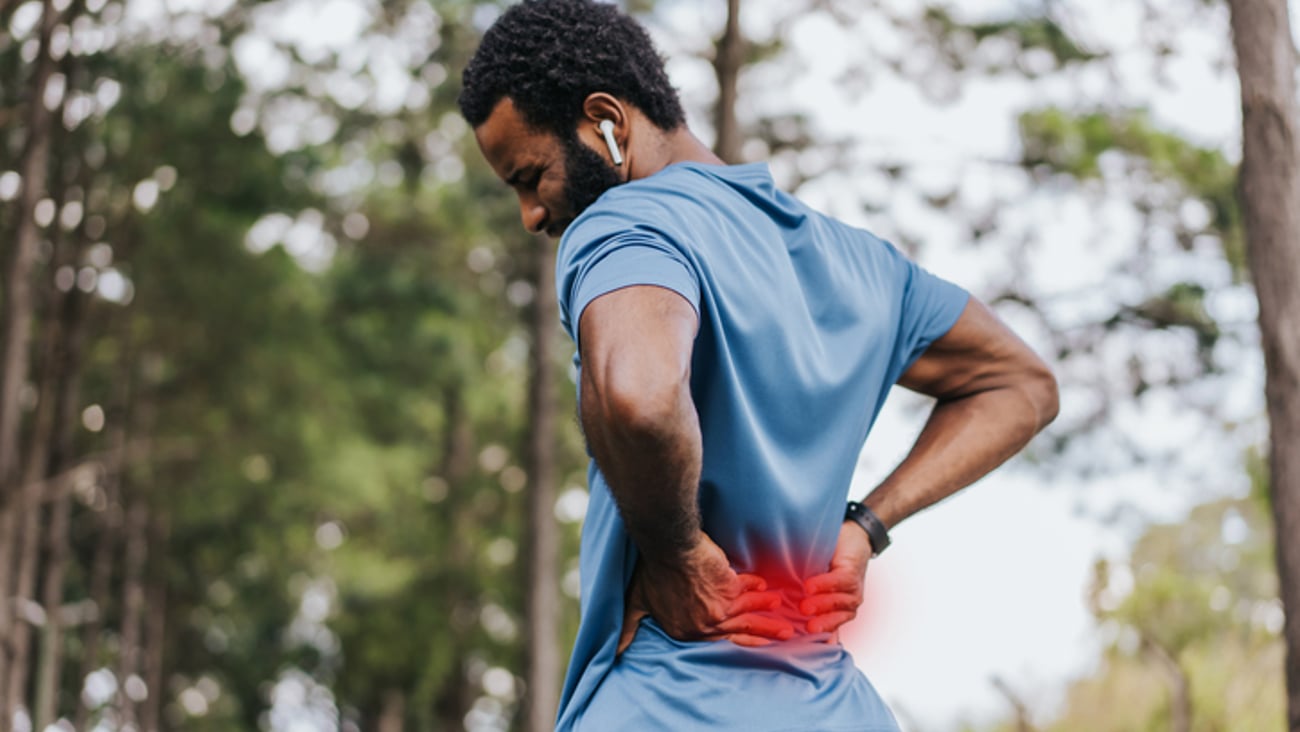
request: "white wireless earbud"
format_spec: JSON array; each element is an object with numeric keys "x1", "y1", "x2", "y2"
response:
[{"x1": 598, "y1": 119, "x2": 623, "y2": 165}]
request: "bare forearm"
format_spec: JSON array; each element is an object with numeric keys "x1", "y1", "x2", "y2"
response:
[
  {"x1": 581, "y1": 375, "x2": 703, "y2": 561},
  {"x1": 865, "y1": 381, "x2": 1056, "y2": 528}
]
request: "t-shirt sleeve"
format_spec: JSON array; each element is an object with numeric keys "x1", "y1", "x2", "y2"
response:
[
  {"x1": 556, "y1": 222, "x2": 701, "y2": 347},
  {"x1": 889, "y1": 247, "x2": 970, "y2": 381}
]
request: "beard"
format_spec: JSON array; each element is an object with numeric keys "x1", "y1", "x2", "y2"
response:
[{"x1": 557, "y1": 132, "x2": 623, "y2": 232}]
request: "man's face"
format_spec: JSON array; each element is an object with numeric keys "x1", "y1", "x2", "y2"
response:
[{"x1": 474, "y1": 98, "x2": 622, "y2": 237}]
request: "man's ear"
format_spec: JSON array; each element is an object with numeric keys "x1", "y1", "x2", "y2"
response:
[
  {"x1": 580, "y1": 92, "x2": 628, "y2": 158},
  {"x1": 581, "y1": 92, "x2": 627, "y2": 130}
]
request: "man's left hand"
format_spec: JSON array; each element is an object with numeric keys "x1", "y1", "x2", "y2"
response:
[{"x1": 800, "y1": 521, "x2": 873, "y2": 634}]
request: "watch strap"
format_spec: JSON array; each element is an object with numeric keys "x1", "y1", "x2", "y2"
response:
[{"x1": 845, "y1": 501, "x2": 890, "y2": 556}]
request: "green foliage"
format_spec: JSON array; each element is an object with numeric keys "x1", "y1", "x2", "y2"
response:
[
  {"x1": 1108, "y1": 498, "x2": 1276, "y2": 647},
  {"x1": 1029, "y1": 639, "x2": 1284, "y2": 732},
  {"x1": 0, "y1": 0, "x2": 591, "y2": 728},
  {"x1": 922, "y1": 5, "x2": 1101, "y2": 73},
  {"x1": 967, "y1": 17, "x2": 1096, "y2": 65},
  {"x1": 1015, "y1": 496, "x2": 1285, "y2": 731},
  {"x1": 1019, "y1": 108, "x2": 1245, "y2": 276},
  {"x1": 1109, "y1": 282, "x2": 1221, "y2": 388}
]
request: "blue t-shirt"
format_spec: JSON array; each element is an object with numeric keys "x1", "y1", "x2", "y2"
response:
[{"x1": 554, "y1": 162, "x2": 968, "y2": 732}]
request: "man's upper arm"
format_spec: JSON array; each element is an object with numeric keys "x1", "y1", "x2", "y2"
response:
[
  {"x1": 557, "y1": 209, "x2": 701, "y2": 348},
  {"x1": 578, "y1": 285, "x2": 699, "y2": 421},
  {"x1": 898, "y1": 297, "x2": 1057, "y2": 406}
]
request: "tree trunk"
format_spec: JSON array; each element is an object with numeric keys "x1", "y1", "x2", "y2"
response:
[
  {"x1": 31, "y1": 487, "x2": 72, "y2": 731},
  {"x1": 2, "y1": 285, "x2": 54, "y2": 732},
  {"x1": 990, "y1": 676, "x2": 1037, "y2": 732},
  {"x1": 74, "y1": 331, "x2": 133, "y2": 730},
  {"x1": 376, "y1": 689, "x2": 404, "y2": 732},
  {"x1": 115, "y1": 490, "x2": 149, "y2": 728},
  {"x1": 522, "y1": 236, "x2": 560, "y2": 732},
  {"x1": 4, "y1": 116, "x2": 75, "y2": 726},
  {"x1": 0, "y1": 3, "x2": 57, "y2": 723},
  {"x1": 1142, "y1": 636, "x2": 1191, "y2": 732},
  {"x1": 1226, "y1": 1, "x2": 1300, "y2": 728},
  {"x1": 441, "y1": 386, "x2": 474, "y2": 483},
  {"x1": 711, "y1": 0, "x2": 745, "y2": 164},
  {"x1": 433, "y1": 672, "x2": 475, "y2": 732},
  {"x1": 139, "y1": 510, "x2": 168, "y2": 732},
  {"x1": 425, "y1": 389, "x2": 474, "y2": 732},
  {"x1": 33, "y1": 166, "x2": 90, "y2": 732},
  {"x1": 73, "y1": 470, "x2": 120, "y2": 732}
]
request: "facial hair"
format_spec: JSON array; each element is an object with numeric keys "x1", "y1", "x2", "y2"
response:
[{"x1": 559, "y1": 133, "x2": 623, "y2": 229}]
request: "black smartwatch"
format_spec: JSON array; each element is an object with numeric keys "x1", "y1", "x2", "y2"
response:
[{"x1": 845, "y1": 501, "x2": 890, "y2": 556}]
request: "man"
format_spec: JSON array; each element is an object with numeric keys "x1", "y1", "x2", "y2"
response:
[{"x1": 458, "y1": 1, "x2": 1059, "y2": 729}]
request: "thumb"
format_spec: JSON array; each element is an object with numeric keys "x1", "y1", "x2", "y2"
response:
[
  {"x1": 617, "y1": 605, "x2": 648, "y2": 656},
  {"x1": 618, "y1": 570, "x2": 648, "y2": 656}
]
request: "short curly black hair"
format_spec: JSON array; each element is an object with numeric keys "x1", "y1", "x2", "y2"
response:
[{"x1": 458, "y1": 0, "x2": 686, "y2": 136}]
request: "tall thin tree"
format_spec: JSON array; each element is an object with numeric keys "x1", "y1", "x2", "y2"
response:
[
  {"x1": 4, "y1": 78, "x2": 77, "y2": 720},
  {"x1": 712, "y1": 0, "x2": 745, "y2": 164},
  {"x1": 115, "y1": 487, "x2": 149, "y2": 728},
  {"x1": 139, "y1": 509, "x2": 169, "y2": 732},
  {"x1": 0, "y1": 3, "x2": 58, "y2": 727},
  {"x1": 1226, "y1": 0, "x2": 1300, "y2": 727},
  {"x1": 73, "y1": 415, "x2": 124, "y2": 732},
  {"x1": 32, "y1": 156, "x2": 92, "y2": 732},
  {"x1": 522, "y1": 233, "x2": 560, "y2": 732}
]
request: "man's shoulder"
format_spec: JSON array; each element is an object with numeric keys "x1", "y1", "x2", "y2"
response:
[
  {"x1": 565, "y1": 163, "x2": 777, "y2": 240},
  {"x1": 559, "y1": 167, "x2": 709, "y2": 253},
  {"x1": 590, "y1": 163, "x2": 724, "y2": 216}
]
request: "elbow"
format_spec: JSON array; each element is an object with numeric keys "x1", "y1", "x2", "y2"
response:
[
  {"x1": 1027, "y1": 362, "x2": 1060, "y2": 431},
  {"x1": 583, "y1": 360, "x2": 693, "y2": 441},
  {"x1": 603, "y1": 384, "x2": 687, "y2": 439}
]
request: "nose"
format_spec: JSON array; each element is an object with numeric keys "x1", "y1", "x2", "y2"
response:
[{"x1": 519, "y1": 197, "x2": 548, "y2": 235}]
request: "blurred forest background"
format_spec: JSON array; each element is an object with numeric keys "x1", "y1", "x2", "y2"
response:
[{"x1": 0, "y1": 0, "x2": 1297, "y2": 730}]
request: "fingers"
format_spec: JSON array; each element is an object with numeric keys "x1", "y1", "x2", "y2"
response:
[
  {"x1": 735, "y1": 573, "x2": 767, "y2": 592},
  {"x1": 801, "y1": 566, "x2": 864, "y2": 636},
  {"x1": 806, "y1": 610, "x2": 856, "y2": 634},
  {"x1": 728, "y1": 589, "x2": 782, "y2": 615},
  {"x1": 799, "y1": 591, "x2": 859, "y2": 617},
  {"x1": 715, "y1": 612, "x2": 795, "y2": 641},
  {"x1": 803, "y1": 569, "x2": 859, "y2": 596},
  {"x1": 726, "y1": 633, "x2": 782, "y2": 647}
]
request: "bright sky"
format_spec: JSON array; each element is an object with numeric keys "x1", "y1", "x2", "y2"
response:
[{"x1": 75, "y1": 0, "x2": 1279, "y2": 729}]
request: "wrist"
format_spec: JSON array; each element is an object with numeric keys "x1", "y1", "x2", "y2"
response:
[
  {"x1": 845, "y1": 501, "x2": 890, "y2": 556},
  {"x1": 636, "y1": 525, "x2": 706, "y2": 567}
]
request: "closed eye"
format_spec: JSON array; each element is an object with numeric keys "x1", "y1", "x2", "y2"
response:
[{"x1": 507, "y1": 167, "x2": 541, "y2": 189}]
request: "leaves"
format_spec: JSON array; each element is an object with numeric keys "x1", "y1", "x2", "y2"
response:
[
  {"x1": 1037, "y1": 495, "x2": 1286, "y2": 731},
  {"x1": 921, "y1": 5, "x2": 1101, "y2": 75}
]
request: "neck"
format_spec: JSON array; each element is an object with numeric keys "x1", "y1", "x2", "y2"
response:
[{"x1": 627, "y1": 126, "x2": 725, "y2": 181}]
